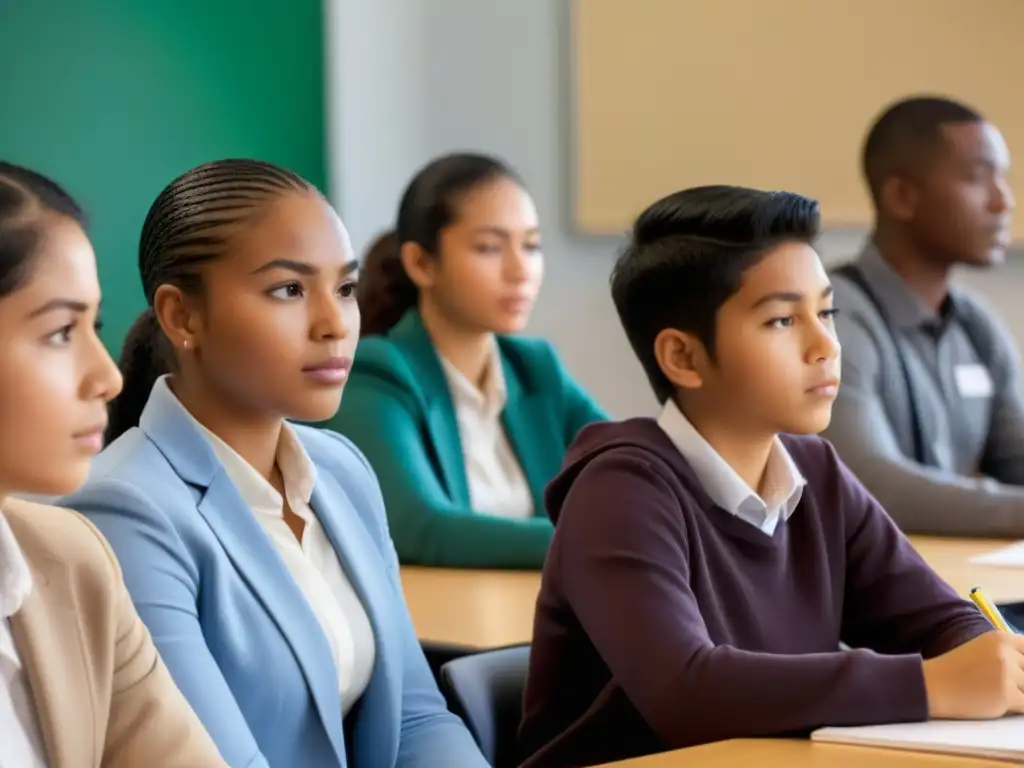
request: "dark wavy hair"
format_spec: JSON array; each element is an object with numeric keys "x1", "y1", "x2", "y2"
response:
[
  {"x1": 611, "y1": 185, "x2": 821, "y2": 403},
  {"x1": 358, "y1": 152, "x2": 522, "y2": 336},
  {"x1": 0, "y1": 161, "x2": 85, "y2": 298},
  {"x1": 104, "y1": 159, "x2": 313, "y2": 444}
]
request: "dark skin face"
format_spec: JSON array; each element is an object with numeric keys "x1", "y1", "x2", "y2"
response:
[
  {"x1": 153, "y1": 190, "x2": 359, "y2": 533},
  {"x1": 654, "y1": 242, "x2": 841, "y2": 491},
  {"x1": 903, "y1": 121, "x2": 1014, "y2": 268},
  {"x1": 876, "y1": 121, "x2": 1014, "y2": 307}
]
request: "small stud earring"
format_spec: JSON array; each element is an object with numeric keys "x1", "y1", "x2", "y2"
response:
[{"x1": 182, "y1": 339, "x2": 190, "y2": 351}]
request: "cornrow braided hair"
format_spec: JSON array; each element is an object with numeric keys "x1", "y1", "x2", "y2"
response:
[{"x1": 105, "y1": 159, "x2": 313, "y2": 444}]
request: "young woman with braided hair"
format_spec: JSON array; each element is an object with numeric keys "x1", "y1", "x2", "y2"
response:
[{"x1": 62, "y1": 159, "x2": 487, "y2": 768}]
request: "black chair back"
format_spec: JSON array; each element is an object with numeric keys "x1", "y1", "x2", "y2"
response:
[{"x1": 439, "y1": 645, "x2": 531, "y2": 768}]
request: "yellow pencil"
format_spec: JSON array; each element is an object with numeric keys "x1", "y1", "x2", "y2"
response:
[{"x1": 969, "y1": 587, "x2": 1015, "y2": 633}]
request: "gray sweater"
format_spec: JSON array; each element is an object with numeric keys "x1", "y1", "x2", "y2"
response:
[{"x1": 823, "y1": 244, "x2": 1024, "y2": 537}]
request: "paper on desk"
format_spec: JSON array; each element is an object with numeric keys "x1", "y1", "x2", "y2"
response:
[
  {"x1": 970, "y1": 541, "x2": 1024, "y2": 567},
  {"x1": 812, "y1": 716, "x2": 1024, "y2": 761}
]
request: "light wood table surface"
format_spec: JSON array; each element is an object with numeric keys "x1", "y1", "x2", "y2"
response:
[
  {"x1": 908, "y1": 537, "x2": 1022, "y2": 603},
  {"x1": 400, "y1": 536, "x2": 1023, "y2": 649},
  {"x1": 596, "y1": 738, "x2": 1012, "y2": 767},
  {"x1": 399, "y1": 566, "x2": 542, "y2": 649}
]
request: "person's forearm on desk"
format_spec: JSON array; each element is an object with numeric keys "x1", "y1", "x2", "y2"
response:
[
  {"x1": 827, "y1": 394, "x2": 1024, "y2": 538},
  {"x1": 845, "y1": 452, "x2": 1024, "y2": 537}
]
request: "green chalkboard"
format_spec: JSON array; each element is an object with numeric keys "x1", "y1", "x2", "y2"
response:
[{"x1": 0, "y1": 0, "x2": 326, "y2": 353}]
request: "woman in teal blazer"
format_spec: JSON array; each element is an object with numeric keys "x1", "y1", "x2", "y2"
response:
[
  {"x1": 62, "y1": 160, "x2": 486, "y2": 768},
  {"x1": 323, "y1": 154, "x2": 606, "y2": 569}
]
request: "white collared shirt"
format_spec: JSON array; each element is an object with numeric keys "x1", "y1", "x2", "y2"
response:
[
  {"x1": 440, "y1": 344, "x2": 534, "y2": 519},
  {"x1": 0, "y1": 511, "x2": 47, "y2": 768},
  {"x1": 658, "y1": 400, "x2": 806, "y2": 536},
  {"x1": 192, "y1": 418, "x2": 376, "y2": 716}
]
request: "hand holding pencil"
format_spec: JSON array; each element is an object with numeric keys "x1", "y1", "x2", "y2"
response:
[
  {"x1": 919, "y1": 588, "x2": 1024, "y2": 720},
  {"x1": 969, "y1": 587, "x2": 1016, "y2": 634}
]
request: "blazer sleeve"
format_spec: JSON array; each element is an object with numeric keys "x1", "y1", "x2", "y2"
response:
[
  {"x1": 77, "y1": 516, "x2": 229, "y2": 767},
  {"x1": 71, "y1": 482, "x2": 271, "y2": 768},
  {"x1": 328, "y1": 432, "x2": 488, "y2": 767},
  {"x1": 331, "y1": 375, "x2": 554, "y2": 569}
]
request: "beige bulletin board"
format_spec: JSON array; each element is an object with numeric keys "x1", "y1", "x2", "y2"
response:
[{"x1": 572, "y1": 0, "x2": 1024, "y2": 238}]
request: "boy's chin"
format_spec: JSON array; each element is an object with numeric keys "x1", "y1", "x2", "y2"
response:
[{"x1": 779, "y1": 408, "x2": 833, "y2": 436}]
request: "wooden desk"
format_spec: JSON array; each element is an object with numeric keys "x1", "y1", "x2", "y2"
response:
[
  {"x1": 399, "y1": 566, "x2": 542, "y2": 649},
  {"x1": 400, "y1": 536, "x2": 1023, "y2": 648},
  {"x1": 598, "y1": 739, "x2": 1010, "y2": 767},
  {"x1": 907, "y1": 537, "x2": 1022, "y2": 603}
]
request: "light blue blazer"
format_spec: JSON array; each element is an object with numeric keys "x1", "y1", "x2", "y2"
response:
[{"x1": 60, "y1": 380, "x2": 487, "y2": 768}]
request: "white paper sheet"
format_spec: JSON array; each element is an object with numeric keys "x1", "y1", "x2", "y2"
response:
[
  {"x1": 812, "y1": 716, "x2": 1024, "y2": 761},
  {"x1": 970, "y1": 541, "x2": 1024, "y2": 567}
]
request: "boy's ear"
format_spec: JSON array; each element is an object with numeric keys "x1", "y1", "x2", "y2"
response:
[{"x1": 654, "y1": 328, "x2": 706, "y2": 390}]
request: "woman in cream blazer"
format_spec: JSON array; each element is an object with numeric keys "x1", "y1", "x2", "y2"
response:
[{"x1": 0, "y1": 162, "x2": 225, "y2": 767}]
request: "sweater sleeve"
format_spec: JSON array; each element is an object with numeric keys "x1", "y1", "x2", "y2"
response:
[
  {"x1": 972, "y1": 299, "x2": 1024, "y2": 487},
  {"x1": 555, "y1": 451, "x2": 937, "y2": 749},
  {"x1": 326, "y1": 375, "x2": 552, "y2": 569},
  {"x1": 824, "y1": 304, "x2": 1024, "y2": 537},
  {"x1": 833, "y1": 442, "x2": 993, "y2": 657}
]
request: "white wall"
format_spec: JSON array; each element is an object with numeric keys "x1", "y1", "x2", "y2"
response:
[{"x1": 325, "y1": 0, "x2": 1024, "y2": 418}]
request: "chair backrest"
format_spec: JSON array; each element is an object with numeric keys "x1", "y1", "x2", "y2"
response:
[{"x1": 439, "y1": 644, "x2": 531, "y2": 768}]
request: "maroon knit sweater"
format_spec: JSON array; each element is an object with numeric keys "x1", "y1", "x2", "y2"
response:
[{"x1": 518, "y1": 418, "x2": 991, "y2": 768}]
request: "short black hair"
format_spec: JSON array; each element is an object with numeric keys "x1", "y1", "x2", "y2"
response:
[
  {"x1": 862, "y1": 96, "x2": 983, "y2": 206},
  {"x1": 611, "y1": 185, "x2": 820, "y2": 404}
]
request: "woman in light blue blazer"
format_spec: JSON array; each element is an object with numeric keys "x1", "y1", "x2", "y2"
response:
[{"x1": 61, "y1": 160, "x2": 487, "y2": 768}]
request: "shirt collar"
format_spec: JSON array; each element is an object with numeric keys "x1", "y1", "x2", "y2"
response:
[
  {"x1": 171, "y1": 392, "x2": 317, "y2": 520},
  {"x1": 0, "y1": 510, "x2": 33, "y2": 619},
  {"x1": 855, "y1": 241, "x2": 961, "y2": 331},
  {"x1": 657, "y1": 399, "x2": 805, "y2": 522},
  {"x1": 440, "y1": 341, "x2": 508, "y2": 418}
]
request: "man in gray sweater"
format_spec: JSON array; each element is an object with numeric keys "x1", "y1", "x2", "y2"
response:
[{"x1": 825, "y1": 95, "x2": 1022, "y2": 537}]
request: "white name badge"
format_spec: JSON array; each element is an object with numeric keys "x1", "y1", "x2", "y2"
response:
[{"x1": 954, "y1": 363, "x2": 994, "y2": 399}]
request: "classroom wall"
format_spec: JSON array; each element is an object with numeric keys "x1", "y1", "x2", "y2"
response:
[
  {"x1": 0, "y1": 0, "x2": 326, "y2": 352},
  {"x1": 327, "y1": 0, "x2": 1024, "y2": 418},
  {"x1": 2, "y1": 2, "x2": 1019, "y2": 417}
]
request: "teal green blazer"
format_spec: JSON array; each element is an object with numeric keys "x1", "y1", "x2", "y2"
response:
[{"x1": 322, "y1": 310, "x2": 606, "y2": 569}]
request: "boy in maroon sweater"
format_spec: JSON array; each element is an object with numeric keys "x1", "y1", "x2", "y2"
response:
[{"x1": 518, "y1": 186, "x2": 1024, "y2": 767}]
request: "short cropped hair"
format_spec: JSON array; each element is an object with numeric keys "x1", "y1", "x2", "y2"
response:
[
  {"x1": 611, "y1": 185, "x2": 820, "y2": 403},
  {"x1": 862, "y1": 96, "x2": 983, "y2": 206}
]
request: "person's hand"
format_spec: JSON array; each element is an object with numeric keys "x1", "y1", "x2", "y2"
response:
[{"x1": 922, "y1": 631, "x2": 1024, "y2": 719}]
